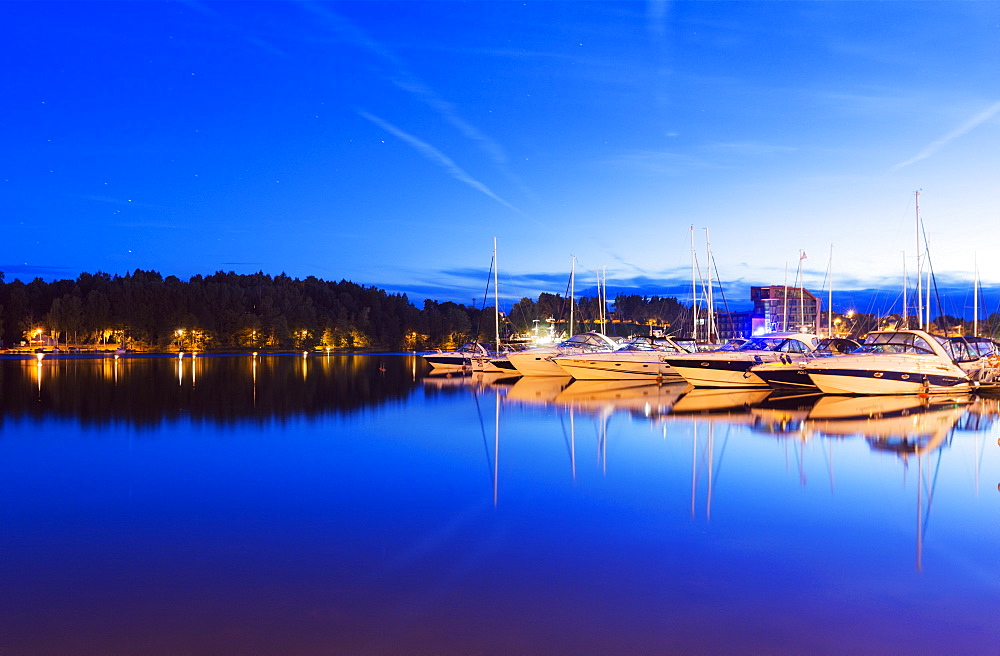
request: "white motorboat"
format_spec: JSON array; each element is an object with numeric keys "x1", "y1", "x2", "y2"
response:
[
  {"x1": 507, "y1": 331, "x2": 620, "y2": 376},
  {"x1": 552, "y1": 335, "x2": 694, "y2": 381},
  {"x1": 661, "y1": 332, "x2": 820, "y2": 388},
  {"x1": 944, "y1": 335, "x2": 1000, "y2": 386},
  {"x1": 804, "y1": 329, "x2": 973, "y2": 395},
  {"x1": 750, "y1": 338, "x2": 861, "y2": 391},
  {"x1": 421, "y1": 342, "x2": 492, "y2": 370}
]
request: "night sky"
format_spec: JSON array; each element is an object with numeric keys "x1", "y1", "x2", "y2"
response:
[{"x1": 4, "y1": 1, "x2": 999, "y2": 312}]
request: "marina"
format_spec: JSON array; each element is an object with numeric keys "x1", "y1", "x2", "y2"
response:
[{"x1": 1, "y1": 353, "x2": 997, "y2": 653}]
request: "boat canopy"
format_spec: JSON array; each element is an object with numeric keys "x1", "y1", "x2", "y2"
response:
[
  {"x1": 457, "y1": 342, "x2": 492, "y2": 355},
  {"x1": 618, "y1": 336, "x2": 691, "y2": 352},
  {"x1": 558, "y1": 332, "x2": 620, "y2": 349},
  {"x1": 735, "y1": 333, "x2": 817, "y2": 353},
  {"x1": 945, "y1": 336, "x2": 998, "y2": 362},
  {"x1": 855, "y1": 331, "x2": 937, "y2": 355}
]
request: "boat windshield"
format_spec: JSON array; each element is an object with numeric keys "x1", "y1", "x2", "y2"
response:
[
  {"x1": 856, "y1": 332, "x2": 936, "y2": 355},
  {"x1": 813, "y1": 338, "x2": 860, "y2": 355},
  {"x1": 458, "y1": 342, "x2": 491, "y2": 355},
  {"x1": 559, "y1": 333, "x2": 616, "y2": 348},
  {"x1": 619, "y1": 337, "x2": 659, "y2": 351},
  {"x1": 715, "y1": 339, "x2": 748, "y2": 351},
  {"x1": 619, "y1": 336, "x2": 688, "y2": 352},
  {"x1": 736, "y1": 337, "x2": 812, "y2": 353},
  {"x1": 945, "y1": 336, "x2": 998, "y2": 362},
  {"x1": 672, "y1": 338, "x2": 699, "y2": 353}
]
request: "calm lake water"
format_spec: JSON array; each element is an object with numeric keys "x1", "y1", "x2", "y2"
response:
[{"x1": 1, "y1": 353, "x2": 998, "y2": 655}]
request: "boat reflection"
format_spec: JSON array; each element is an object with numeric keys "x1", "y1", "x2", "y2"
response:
[
  {"x1": 405, "y1": 369, "x2": 997, "y2": 575},
  {"x1": 669, "y1": 388, "x2": 772, "y2": 416},
  {"x1": 748, "y1": 392, "x2": 823, "y2": 438},
  {"x1": 505, "y1": 375, "x2": 574, "y2": 405},
  {"x1": 554, "y1": 380, "x2": 687, "y2": 418},
  {"x1": 804, "y1": 394, "x2": 970, "y2": 444}
]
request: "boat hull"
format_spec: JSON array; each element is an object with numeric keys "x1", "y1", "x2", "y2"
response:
[
  {"x1": 663, "y1": 357, "x2": 771, "y2": 388},
  {"x1": 805, "y1": 352, "x2": 972, "y2": 395},
  {"x1": 752, "y1": 365, "x2": 817, "y2": 390},
  {"x1": 553, "y1": 355, "x2": 681, "y2": 381},
  {"x1": 422, "y1": 354, "x2": 472, "y2": 369},
  {"x1": 806, "y1": 367, "x2": 971, "y2": 395},
  {"x1": 507, "y1": 351, "x2": 567, "y2": 376}
]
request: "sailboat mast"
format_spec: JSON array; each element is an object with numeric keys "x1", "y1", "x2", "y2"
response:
[
  {"x1": 569, "y1": 255, "x2": 575, "y2": 337},
  {"x1": 974, "y1": 254, "x2": 979, "y2": 337},
  {"x1": 690, "y1": 226, "x2": 698, "y2": 341},
  {"x1": 902, "y1": 252, "x2": 908, "y2": 330},
  {"x1": 705, "y1": 228, "x2": 714, "y2": 342},
  {"x1": 782, "y1": 262, "x2": 789, "y2": 332},
  {"x1": 915, "y1": 190, "x2": 923, "y2": 330},
  {"x1": 826, "y1": 245, "x2": 833, "y2": 338},
  {"x1": 797, "y1": 251, "x2": 805, "y2": 332},
  {"x1": 598, "y1": 267, "x2": 607, "y2": 332},
  {"x1": 493, "y1": 237, "x2": 500, "y2": 350},
  {"x1": 925, "y1": 263, "x2": 931, "y2": 331},
  {"x1": 602, "y1": 265, "x2": 608, "y2": 333}
]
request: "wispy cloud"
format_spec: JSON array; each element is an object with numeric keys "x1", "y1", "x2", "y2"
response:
[
  {"x1": 0, "y1": 264, "x2": 79, "y2": 280},
  {"x1": 646, "y1": 0, "x2": 670, "y2": 38},
  {"x1": 604, "y1": 150, "x2": 711, "y2": 175},
  {"x1": 358, "y1": 110, "x2": 518, "y2": 211},
  {"x1": 302, "y1": 3, "x2": 513, "y2": 170},
  {"x1": 391, "y1": 76, "x2": 509, "y2": 167},
  {"x1": 701, "y1": 141, "x2": 797, "y2": 156},
  {"x1": 891, "y1": 100, "x2": 1000, "y2": 171},
  {"x1": 181, "y1": 0, "x2": 291, "y2": 58}
]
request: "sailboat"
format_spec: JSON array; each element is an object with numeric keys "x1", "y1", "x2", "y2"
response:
[{"x1": 472, "y1": 238, "x2": 521, "y2": 374}]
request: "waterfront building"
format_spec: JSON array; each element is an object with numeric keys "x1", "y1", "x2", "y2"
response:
[{"x1": 750, "y1": 285, "x2": 822, "y2": 334}]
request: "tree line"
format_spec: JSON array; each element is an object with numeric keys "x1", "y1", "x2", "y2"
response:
[{"x1": 0, "y1": 270, "x2": 693, "y2": 351}]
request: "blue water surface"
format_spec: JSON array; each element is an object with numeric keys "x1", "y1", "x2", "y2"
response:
[{"x1": 1, "y1": 354, "x2": 997, "y2": 654}]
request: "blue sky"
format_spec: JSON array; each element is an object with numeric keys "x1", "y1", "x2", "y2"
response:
[{"x1": 3, "y1": 1, "x2": 999, "y2": 315}]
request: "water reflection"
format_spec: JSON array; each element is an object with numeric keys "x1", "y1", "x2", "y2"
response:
[
  {"x1": 2, "y1": 355, "x2": 998, "y2": 653},
  {"x1": 446, "y1": 374, "x2": 999, "y2": 577},
  {"x1": 1, "y1": 353, "x2": 423, "y2": 426},
  {"x1": 427, "y1": 370, "x2": 999, "y2": 454}
]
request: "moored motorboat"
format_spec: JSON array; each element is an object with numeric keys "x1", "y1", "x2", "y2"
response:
[
  {"x1": 661, "y1": 332, "x2": 820, "y2": 388},
  {"x1": 421, "y1": 342, "x2": 492, "y2": 370},
  {"x1": 804, "y1": 329, "x2": 972, "y2": 395},
  {"x1": 944, "y1": 335, "x2": 1000, "y2": 388},
  {"x1": 552, "y1": 335, "x2": 694, "y2": 381},
  {"x1": 474, "y1": 354, "x2": 518, "y2": 374},
  {"x1": 751, "y1": 338, "x2": 860, "y2": 390},
  {"x1": 507, "y1": 331, "x2": 620, "y2": 376}
]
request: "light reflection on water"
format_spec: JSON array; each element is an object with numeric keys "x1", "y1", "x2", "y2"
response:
[{"x1": 1, "y1": 355, "x2": 998, "y2": 654}]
